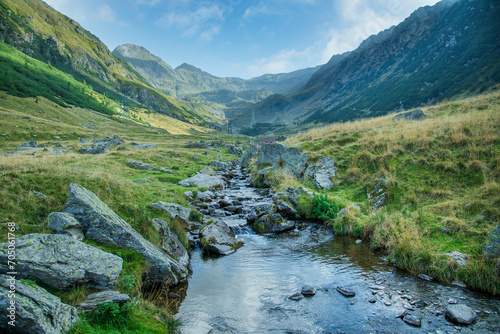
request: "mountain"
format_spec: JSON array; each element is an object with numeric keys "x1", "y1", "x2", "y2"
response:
[
  {"x1": 253, "y1": 0, "x2": 500, "y2": 126},
  {"x1": 0, "y1": 0, "x2": 225, "y2": 125}
]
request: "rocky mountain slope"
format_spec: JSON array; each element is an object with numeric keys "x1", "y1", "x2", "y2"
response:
[
  {"x1": 0, "y1": 0, "x2": 225, "y2": 125},
  {"x1": 252, "y1": 0, "x2": 500, "y2": 126}
]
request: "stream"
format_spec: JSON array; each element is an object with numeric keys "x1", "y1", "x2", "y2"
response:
[{"x1": 175, "y1": 164, "x2": 500, "y2": 334}]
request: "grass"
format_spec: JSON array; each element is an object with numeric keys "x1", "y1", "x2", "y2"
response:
[
  {"x1": 285, "y1": 90, "x2": 500, "y2": 294},
  {"x1": 0, "y1": 92, "x2": 249, "y2": 333}
]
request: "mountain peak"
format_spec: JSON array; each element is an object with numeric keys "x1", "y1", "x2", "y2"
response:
[
  {"x1": 175, "y1": 63, "x2": 203, "y2": 73},
  {"x1": 113, "y1": 44, "x2": 160, "y2": 62}
]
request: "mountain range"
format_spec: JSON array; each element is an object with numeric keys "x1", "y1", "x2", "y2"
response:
[{"x1": 0, "y1": 0, "x2": 499, "y2": 135}]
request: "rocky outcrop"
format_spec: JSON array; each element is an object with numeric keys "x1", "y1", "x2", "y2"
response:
[
  {"x1": 367, "y1": 178, "x2": 388, "y2": 211},
  {"x1": 254, "y1": 213, "x2": 295, "y2": 234},
  {"x1": 483, "y1": 225, "x2": 500, "y2": 259},
  {"x1": 200, "y1": 167, "x2": 216, "y2": 176},
  {"x1": 77, "y1": 291, "x2": 131, "y2": 312},
  {"x1": 276, "y1": 200, "x2": 297, "y2": 218},
  {"x1": 61, "y1": 183, "x2": 188, "y2": 286},
  {"x1": 0, "y1": 234, "x2": 122, "y2": 291},
  {"x1": 127, "y1": 160, "x2": 159, "y2": 171},
  {"x1": 93, "y1": 135, "x2": 124, "y2": 146},
  {"x1": 47, "y1": 212, "x2": 84, "y2": 241},
  {"x1": 256, "y1": 143, "x2": 309, "y2": 178},
  {"x1": 151, "y1": 218, "x2": 190, "y2": 268},
  {"x1": 272, "y1": 187, "x2": 313, "y2": 207},
  {"x1": 149, "y1": 202, "x2": 193, "y2": 223},
  {"x1": 17, "y1": 141, "x2": 41, "y2": 151},
  {"x1": 185, "y1": 141, "x2": 208, "y2": 149},
  {"x1": 0, "y1": 275, "x2": 79, "y2": 334},
  {"x1": 227, "y1": 144, "x2": 243, "y2": 157},
  {"x1": 392, "y1": 109, "x2": 427, "y2": 121},
  {"x1": 200, "y1": 220, "x2": 243, "y2": 256},
  {"x1": 178, "y1": 174, "x2": 227, "y2": 189},
  {"x1": 79, "y1": 145, "x2": 109, "y2": 155},
  {"x1": 445, "y1": 304, "x2": 477, "y2": 325},
  {"x1": 240, "y1": 145, "x2": 259, "y2": 168},
  {"x1": 303, "y1": 157, "x2": 336, "y2": 190}
]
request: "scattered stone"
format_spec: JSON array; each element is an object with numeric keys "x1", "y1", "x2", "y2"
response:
[
  {"x1": 185, "y1": 141, "x2": 208, "y2": 149},
  {"x1": 446, "y1": 304, "x2": 477, "y2": 325},
  {"x1": 127, "y1": 160, "x2": 160, "y2": 171},
  {"x1": 200, "y1": 220, "x2": 243, "y2": 256},
  {"x1": 445, "y1": 251, "x2": 468, "y2": 266},
  {"x1": 368, "y1": 298, "x2": 376, "y2": 303},
  {"x1": 301, "y1": 285, "x2": 317, "y2": 296},
  {"x1": 289, "y1": 292, "x2": 304, "y2": 301},
  {"x1": 0, "y1": 234, "x2": 122, "y2": 290},
  {"x1": 193, "y1": 154, "x2": 198, "y2": 160},
  {"x1": 369, "y1": 285, "x2": 385, "y2": 290},
  {"x1": 130, "y1": 143, "x2": 157, "y2": 150},
  {"x1": 451, "y1": 281, "x2": 467, "y2": 289},
  {"x1": 31, "y1": 190, "x2": 48, "y2": 198},
  {"x1": 62, "y1": 183, "x2": 188, "y2": 286},
  {"x1": 418, "y1": 274, "x2": 434, "y2": 282},
  {"x1": 93, "y1": 135, "x2": 123, "y2": 147},
  {"x1": 79, "y1": 145, "x2": 108, "y2": 155},
  {"x1": 240, "y1": 145, "x2": 259, "y2": 168},
  {"x1": 0, "y1": 275, "x2": 79, "y2": 334},
  {"x1": 184, "y1": 191, "x2": 194, "y2": 201},
  {"x1": 303, "y1": 157, "x2": 336, "y2": 190},
  {"x1": 411, "y1": 300, "x2": 427, "y2": 308},
  {"x1": 392, "y1": 109, "x2": 427, "y2": 121},
  {"x1": 448, "y1": 298, "x2": 458, "y2": 304},
  {"x1": 384, "y1": 301, "x2": 392, "y2": 306},
  {"x1": 79, "y1": 138, "x2": 91, "y2": 144},
  {"x1": 396, "y1": 310, "x2": 408, "y2": 319},
  {"x1": 117, "y1": 146, "x2": 127, "y2": 151},
  {"x1": 209, "y1": 160, "x2": 232, "y2": 171},
  {"x1": 355, "y1": 239, "x2": 362, "y2": 245},
  {"x1": 337, "y1": 204, "x2": 361, "y2": 218},
  {"x1": 17, "y1": 141, "x2": 40, "y2": 151},
  {"x1": 77, "y1": 291, "x2": 131, "y2": 312},
  {"x1": 403, "y1": 315, "x2": 422, "y2": 328},
  {"x1": 336, "y1": 286, "x2": 356, "y2": 297},
  {"x1": 47, "y1": 212, "x2": 84, "y2": 241}
]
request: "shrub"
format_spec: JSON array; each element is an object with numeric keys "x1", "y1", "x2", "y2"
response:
[
  {"x1": 84, "y1": 302, "x2": 132, "y2": 329},
  {"x1": 312, "y1": 194, "x2": 339, "y2": 222}
]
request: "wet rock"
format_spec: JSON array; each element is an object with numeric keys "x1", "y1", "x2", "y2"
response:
[
  {"x1": 254, "y1": 213, "x2": 295, "y2": 234},
  {"x1": 0, "y1": 234, "x2": 122, "y2": 290},
  {"x1": 411, "y1": 300, "x2": 427, "y2": 308},
  {"x1": 368, "y1": 298, "x2": 376, "y2": 303},
  {"x1": 151, "y1": 218, "x2": 190, "y2": 268},
  {"x1": 448, "y1": 298, "x2": 458, "y2": 304},
  {"x1": 301, "y1": 285, "x2": 317, "y2": 296},
  {"x1": 289, "y1": 292, "x2": 304, "y2": 301},
  {"x1": 149, "y1": 202, "x2": 193, "y2": 224},
  {"x1": 127, "y1": 160, "x2": 160, "y2": 171},
  {"x1": 200, "y1": 220, "x2": 243, "y2": 256},
  {"x1": 403, "y1": 315, "x2": 421, "y2": 327},
  {"x1": 483, "y1": 225, "x2": 500, "y2": 259},
  {"x1": 418, "y1": 274, "x2": 434, "y2": 282},
  {"x1": 446, "y1": 304, "x2": 477, "y2": 325},
  {"x1": 62, "y1": 183, "x2": 188, "y2": 286},
  {"x1": 196, "y1": 190, "x2": 215, "y2": 202},
  {"x1": 77, "y1": 291, "x2": 131, "y2": 312},
  {"x1": 445, "y1": 251, "x2": 468, "y2": 266},
  {"x1": 0, "y1": 275, "x2": 79, "y2": 334},
  {"x1": 336, "y1": 286, "x2": 356, "y2": 297},
  {"x1": 392, "y1": 109, "x2": 427, "y2": 121},
  {"x1": 47, "y1": 212, "x2": 84, "y2": 241},
  {"x1": 303, "y1": 157, "x2": 336, "y2": 190},
  {"x1": 178, "y1": 174, "x2": 227, "y2": 189}
]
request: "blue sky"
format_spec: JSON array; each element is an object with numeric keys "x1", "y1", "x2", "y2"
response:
[{"x1": 44, "y1": 0, "x2": 441, "y2": 79}]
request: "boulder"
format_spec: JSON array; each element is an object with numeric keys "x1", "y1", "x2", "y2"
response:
[
  {"x1": 126, "y1": 160, "x2": 159, "y2": 171},
  {"x1": 0, "y1": 234, "x2": 123, "y2": 291},
  {"x1": 403, "y1": 315, "x2": 421, "y2": 327},
  {"x1": 77, "y1": 291, "x2": 131, "y2": 312},
  {"x1": 151, "y1": 218, "x2": 190, "y2": 268},
  {"x1": 79, "y1": 138, "x2": 91, "y2": 144},
  {"x1": 62, "y1": 183, "x2": 188, "y2": 286},
  {"x1": 256, "y1": 143, "x2": 309, "y2": 178},
  {"x1": 392, "y1": 109, "x2": 427, "y2": 121},
  {"x1": 272, "y1": 187, "x2": 313, "y2": 207},
  {"x1": 254, "y1": 213, "x2": 295, "y2": 234},
  {"x1": 47, "y1": 212, "x2": 84, "y2": 241},
  {"x1": 240, "y1": 145, "x2": 259, "y2": 168},
  {"x1": 276, "y1": 200, "x2": 297, "y2": 218},
  {"x1": 246, "y1": 203, "x2": 276, "y2": 223},
  {"x1": 16, "y1": 141, "x2": 40, "y2": 151},
  {"x1": 301, "y1": 285, "x2": 317, "y2": 296},
  {"x1": 130, "y1": 143, "x2": 157, "y2": 150},
  {"x1": 93, "y1": 135, "x2": 123, "y2": 146},
  {"x1": 200, "y1": 220, "x2": 243, "y2": 256},
  {"x1": 446, "y1": 304, "x2": 477, "y2": 325},
  {"x1": 79, "y1": 145, "x2": 108, "y2": 155},
  {"x1": 303, "y1": 157, "x2": 336, "y2": 190},
  {"x1": 483, "y1": 225, "x2": 500, "y2": 259},
  {"x1": 200, "y1": 167, "x2": 216, "y2": 176},
  {"x1": 336, "y1": 286, "x2": 356, "y2": 297},
  {"x1": 185, "y1": 141, "x2": 208, "y2": 149},
  {"x1": 227, "y1": 145, "x2": 243, "y2": 157},
  {"x1": 196, "y1": 191, "x2": 215, "y2": 202},
  {"x1": 178, "y1": 174, "x2": 226, "y2": 189},
  {"x1": 149, "y1": 202, "x2": 193, "y2": 223},
  {"x1": 337, "y1": 204, "x2": 361, "y2": 218},
  {"x1": 209, "y1": 160, "x2": 232, "y2": 171},
  {"x1": 0, "y1": 275, "x2": 79, "y2": 334}
]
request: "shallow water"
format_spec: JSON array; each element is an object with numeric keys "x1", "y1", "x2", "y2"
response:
[{"x1": 175, "y1": 168, "x2": 500, "y2": 334}]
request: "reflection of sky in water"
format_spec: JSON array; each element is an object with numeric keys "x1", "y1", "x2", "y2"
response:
[{"x1": 177, "y1": 228, "x2": 500, "y2": 334}]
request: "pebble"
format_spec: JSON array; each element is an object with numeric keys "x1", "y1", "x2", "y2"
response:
[
  {"x1": 368, "y1": 298, "x2": 376, "y2": 303},
  {"x1": 301, "y1": 285, "x2": 316, "y2": 296},
  {"x1": 384, "y1": 301, "x2": 392, "y2": 306},
  {"x1": 289, "y1": 292, "x2": 304, "y2": 301},
  {"x1": 418, "y1": 274, "x2": 434, "y2": 281},
  {"x1": 336, "y1": 286, "x2": 355, "y2": 297},
  {"x1": 403, "y1": 315, "x2": 421, "y2": 328}
]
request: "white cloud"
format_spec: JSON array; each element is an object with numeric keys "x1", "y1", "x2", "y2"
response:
[
  {"x1": 243, "y1": 2, "x2": 270, "y2": 19},
  {"x1": 98, "y1": 4, "x2": 117, "y2": 23},
  {"x1": 156, "y1": 3, "x2": 226, "y2": 41},
  {"x1": 248, "y1": 47, "x2": 316, "y2": 76}
]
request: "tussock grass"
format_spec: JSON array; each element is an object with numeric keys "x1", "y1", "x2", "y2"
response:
[{"x1": 286, "y1": 90, "x2": 500, "y2": 294}]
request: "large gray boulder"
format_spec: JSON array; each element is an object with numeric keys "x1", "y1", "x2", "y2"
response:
[
  {"x1": 240, "y1": 145, "x2": 259, "y2": 168},
  {"x1": 47, "y1": 212, "x2": 84, "y2": 241},
  {"x1": 77, "y1": 291, "x2": 131, "y2": 312},
  {"x1": 392, "y1": 109, "x2": 427, "y2": 121},
  {"x1": 209, "y1": 160, "x2": 232, "y2": 171},
  {"x1": 149, "y1": 202, "x2": 193, "y2": 223},
  {"x1": 0, "y1": 275, "x2": 79, "y2": 334},
  {"x1": 303, "y1": 157, "x2": 336, "y2": 190},
  {"x1": 446, "y1": 304, "x2": 477, "y2": 325},
  {"x1": 227, "y1": 144, "x2": 243, "y2": 157},
  {"x1": 93, "y1": 135, "x2": 123, "y2": 146},
  {"x1": 151, "y1": 218, "x2": 190, "y2": 268},
  {"x1": 0, "y1": 234, "x2": 122, "y2": 291},
  {"x1": 483, "y1": 225, "x2": 500, "y2": 259},
  {"x1": 200, "y1": 220, "x2": 243, "y2": 256},
  {"x1": 256, "y1": 143, "x2": 309, "y2": 178},
  {"x1": 62, "y1": 183, "x2": 188, "y2": 286},
  {"x1": 79, "y1": 145, "x2": 109, "y2": 155},
  {"x1": 17, "y1": 141, "x2": 41, "y2": 151},
  {"x1": 178, "y1": 174, "x2": 227, "y2": 189}
]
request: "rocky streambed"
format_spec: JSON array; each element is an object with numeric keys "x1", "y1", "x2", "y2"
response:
[{"x1": 175, "y1": 163, "x2": 500, "y2": 334}]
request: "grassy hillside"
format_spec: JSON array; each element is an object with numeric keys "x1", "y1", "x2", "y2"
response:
[
  {"x1": 0, "y1": 92, "x2": 246, "y2": 333},
  {"x1": 285, "y1": 90, "x2": 500, "y2": 293}
]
